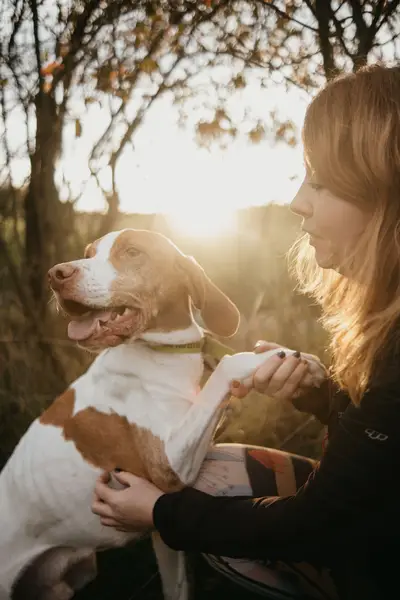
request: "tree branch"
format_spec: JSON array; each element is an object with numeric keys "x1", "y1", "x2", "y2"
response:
[
  {"x1": 376, "y1": 0, "x2": 400, "y2": 33},
  {"x1": 89, "y1": 25, "x2": 169, "y2": 163},
  {"x1": 330, "y1": 13, "x2": 354, "y2": 60},
  {"x1": 29, "y1": 0, "x2": 44, "y2": 97},
  {"x1": 348, "y1": 0, "x2": 368, "y2": 38},
  {"x1": 314, "y1": 0, "x2": 339, "y2": 79},
  {"x1": 259, "y1": 0, "x2": 319, "y2": 32},
  {"x1": 8, "y1": 0, "x2": 27, "y2": 57}
]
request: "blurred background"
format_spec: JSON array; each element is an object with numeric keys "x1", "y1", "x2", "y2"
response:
[{"x1": 0, "y1": 1, "x2": 399, "y2": 596}]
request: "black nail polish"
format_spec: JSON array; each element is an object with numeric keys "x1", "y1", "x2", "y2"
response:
[
  {"x1": 293, "y1": 351, "x2": 301, "y2": 358},
  {"x1": 278, "y1": 351, "x2": 286, "y2": 358}
]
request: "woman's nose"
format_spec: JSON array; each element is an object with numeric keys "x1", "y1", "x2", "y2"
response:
[{"x1": 290, "y1": 182, "x2": 313, "y2": 218}]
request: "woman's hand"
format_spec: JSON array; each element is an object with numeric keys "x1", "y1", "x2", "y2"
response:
[
  {"x1": 230, "y1": 341, "x2": 312, "y2": 402},
  {"x1": 91, "y1": 471, "x2": 164, "y2": 532}
]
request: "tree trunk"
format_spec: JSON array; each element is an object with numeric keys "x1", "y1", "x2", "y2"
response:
[
  {"x1": 314, "y1": 0, "x2": 340, "y2": 80},
  {"x1": 24, "y1": 92, "x2": 64, "y2": 317}
]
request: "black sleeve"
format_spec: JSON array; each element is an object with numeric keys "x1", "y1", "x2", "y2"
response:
[{"x1": 153, "y1": 375, "x2": 400, "y2": 562}]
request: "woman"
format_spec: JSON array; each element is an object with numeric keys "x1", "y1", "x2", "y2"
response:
[{"x1": 91, "y1": 65, "x2": 400, "y2": 599}]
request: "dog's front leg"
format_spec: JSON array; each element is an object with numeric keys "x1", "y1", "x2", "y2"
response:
[
  {"x1": 151, "y1": 531, "x2": 190, "y2": 600},
  {"x1": 154, "y1": 349, "x2": 287, "y2": 600},
  {"x1": 165, "y1": 348, "x2": 285, "y2": 486},
  {"x1": 154, "y1": 350, "x2": 282, "y2": 600}
]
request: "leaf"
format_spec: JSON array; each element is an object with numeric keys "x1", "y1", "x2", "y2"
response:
[
  {"x1": 139, "y1": 58, "x2": 158, "y2": 74},
  {"x1": 40, "y1": 61, "x2": 64, "y2": 77},
  {"x1": 116, "y1": 89, "x2": 129, "y2": 102},
  {"x1": 75, "y1": 119, "x2": 82, "y2": 137},
  {"x1": 249, "y1": 124, "x2": 265, "y2": 144},
  {"x1": 233, "y1": 74, "x2": 246, "y2": 89}
]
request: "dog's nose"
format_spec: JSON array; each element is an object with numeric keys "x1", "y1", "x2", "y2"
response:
[{"x1": 48, "y1": 263, "x2": 78, "y2": 289}]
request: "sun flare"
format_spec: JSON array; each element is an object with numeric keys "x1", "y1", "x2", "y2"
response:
[{"x1": 165, "y1": 206, "x2": 237, "y2": 238}]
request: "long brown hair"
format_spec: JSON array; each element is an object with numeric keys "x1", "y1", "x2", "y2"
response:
[{"x1": 291, "y1": 65, "x2": 400, "y2": 404}]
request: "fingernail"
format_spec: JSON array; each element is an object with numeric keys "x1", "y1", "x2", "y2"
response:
[
  {"x1": 254, "y1": 340, "x2": 263, "y2": 348},
  {"x1": 293, "y1": 351, "x2": 301, "y2": 358},
  {"x1": 277, "y1": 351, "x2": 286, "y2": 358},
  {"x1": 231, "y1": 380, "x2": 241, "y2": 388}
]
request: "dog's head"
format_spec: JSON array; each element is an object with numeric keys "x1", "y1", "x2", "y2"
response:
[{"x1": 48, "y1": 229, "x2": 240, "y2": 350}]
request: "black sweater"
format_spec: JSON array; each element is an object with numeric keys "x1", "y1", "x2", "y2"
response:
[{"x1": 153, "y1": 360, "x2": 400, "y2": 595}]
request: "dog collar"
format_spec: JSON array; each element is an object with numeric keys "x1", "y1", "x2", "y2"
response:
[
  {"x1": 145, "y1": 334, "x2": 235, "y2": 360},
  {"x1": 145, "y1": 340, "x2": 205, "y2": 353}
]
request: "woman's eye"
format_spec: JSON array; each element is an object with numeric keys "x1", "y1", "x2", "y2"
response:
[
  {"x1": 309, "y1": 182, "x2": 323, "y2": 191},
  {"x1": 125, "y1": 247, "x2": 142, "y2": 258}
]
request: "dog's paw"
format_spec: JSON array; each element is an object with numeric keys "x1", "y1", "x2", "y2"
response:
[
  {"x1": 300, "y1": 353, "x2": 328, "y2": 388},
  {"x1": 217, "y1": 348, "x2": 327, "y2": 389},
  {"x1": 217, "y1": 348, "x2": 286, "y2": 383}
]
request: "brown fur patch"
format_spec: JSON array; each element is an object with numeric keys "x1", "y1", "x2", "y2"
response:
[
  {"x1": 108, "y1": 229, "x2": 173, "y2": 272},
  {"x1": 108, "y1": 229, "x2": 194, "y2": 332},
  {"x1": 84, "y1": 240, "x2": 100, "y2": 259},
  {"x1": 63, "y1": 409, "x2": 182, "y2": 492},
  {"x1": 147, "y1": 298, "x2": 193, "y2": 332},
  {"x1": 40, "y1": 389, "x2": 75, "y2": 427},
  {"x1": 107, "y1": 229, "x2": 240, "y2": 337},
  {"x1": 40, "y1": 390, "x2": 182, "y2": 493}
]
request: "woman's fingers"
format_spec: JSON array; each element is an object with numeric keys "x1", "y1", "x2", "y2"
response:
[
  {"x1": 230, "y1": 380, "x2": 250, "y2": 398},
  {"x1": 257, "y1": 354, "x2": 304, "y2": 395},
  {"x1": 92, "y1": 499, "x2": 114, "y2": 519},
  {"x1": 230, "y1": 352, "x2": 286, "y2": 397},
  {"x1": 251, "y1": 353, "x2": 301, "y2": 394},
  {"x1": 273, "y1": 361, "x2": 310, "y2": 400},
  {"x1": 230, "y1": 352, "x2": 311, "y2": 402}
]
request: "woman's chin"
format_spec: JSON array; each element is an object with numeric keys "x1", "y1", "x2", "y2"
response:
[{"x1": 314, "y1": 249, "x2": 337, "y2": 270}]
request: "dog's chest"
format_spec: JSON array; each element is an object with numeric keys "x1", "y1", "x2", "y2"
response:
[
  {"x1": 82, "y1": 345, "x2": 204, "y2": 423},
  {"x1": 32, "y1": 347, "x2": 203, "y2": 481}
]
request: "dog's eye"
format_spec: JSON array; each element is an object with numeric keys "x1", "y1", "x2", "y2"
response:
[{"x1": 125, "y1": 246, "x2": 142, "y2": 258}]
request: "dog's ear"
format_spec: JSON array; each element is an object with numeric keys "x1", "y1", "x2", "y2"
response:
[{"x1": 178, "y1": 255, "x2": 240, "y2": 338}]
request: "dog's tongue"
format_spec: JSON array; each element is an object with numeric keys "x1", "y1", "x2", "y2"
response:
[{"x1": 68, "y1": 310, "x2": 113, "y2": 341}]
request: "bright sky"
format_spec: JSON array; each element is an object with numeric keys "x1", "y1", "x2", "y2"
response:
[
  {"x1": 59, "y1": 82, "x2": 309, "y2": 229},
  {"x1": 4, "y1": 60, "x2": 310, "y2": 237},
  {"x1": 2, "y1": 0, "x2": 313, "y2": 237},
  {"x1": 3, "y1": 1, "x2": 398, "y2": 238}
]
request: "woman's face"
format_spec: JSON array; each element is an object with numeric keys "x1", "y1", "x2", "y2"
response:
[{"x1": 290, "y1": 176, "x2": 370, "y2": 271}]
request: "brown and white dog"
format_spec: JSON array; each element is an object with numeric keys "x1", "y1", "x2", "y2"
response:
[{"x1": 0, "y1": 229, "x2": 326, "y2": 600}]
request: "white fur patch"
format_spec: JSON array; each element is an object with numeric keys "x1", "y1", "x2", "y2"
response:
[
  {"x1": 96, "y1": 230, "x2": 125, "y2": 260},
  {"x1": 67, "y1": 231, "x2": 128, "y2": 306}
]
